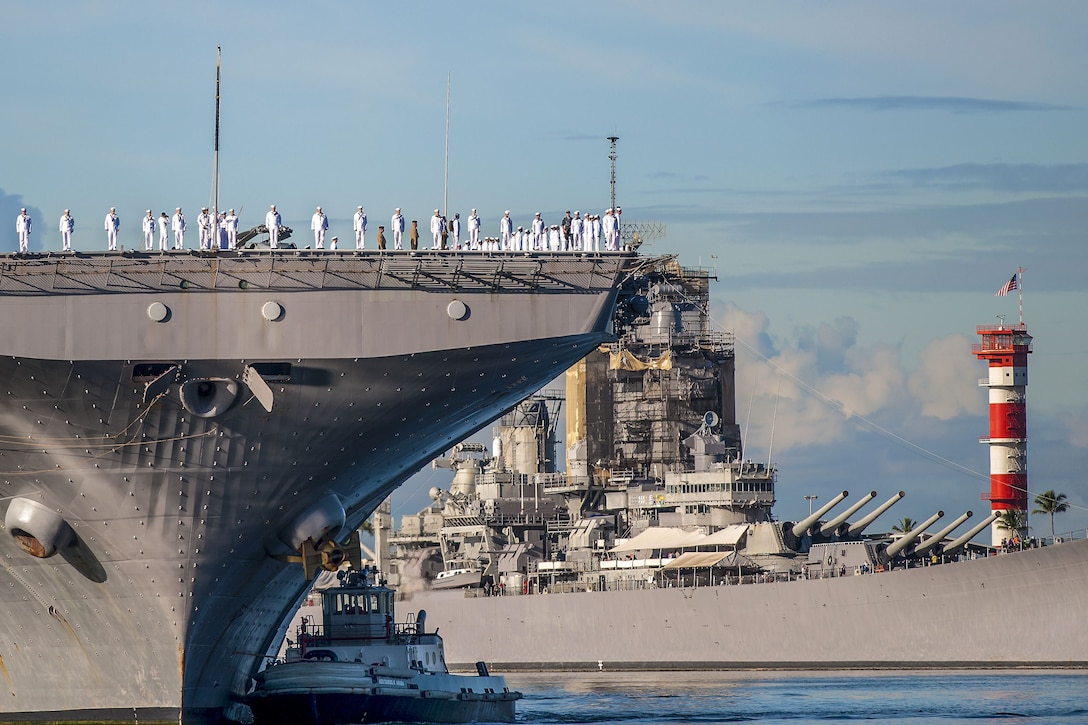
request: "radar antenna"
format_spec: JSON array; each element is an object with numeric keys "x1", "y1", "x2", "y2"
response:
[{"x1": 621, "y1": 220, "x2": 666, "y2": 250}]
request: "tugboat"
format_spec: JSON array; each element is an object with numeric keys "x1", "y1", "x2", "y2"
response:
[{"x1": 247, "y1": 569, "x2": 521, "y2": 724}]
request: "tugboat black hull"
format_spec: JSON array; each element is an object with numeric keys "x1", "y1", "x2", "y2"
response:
[{"x1": 249, "y1": 690, "x2": 518, "y2": 725}]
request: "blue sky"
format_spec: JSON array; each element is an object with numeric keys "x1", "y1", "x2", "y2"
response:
[{"x1": 4, "y1": 1, "x2": 1087, "y2": 538}]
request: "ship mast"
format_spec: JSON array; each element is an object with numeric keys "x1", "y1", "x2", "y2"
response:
[
  {"x1": 607, "y1": 135, "x2": 619, "y2": 211},
  {"x1": 443, "y1": 71, "x2": 450, "y2": 223},
  {"x1": 213, "y1": 46, "x2": 221, "y2": 235}
]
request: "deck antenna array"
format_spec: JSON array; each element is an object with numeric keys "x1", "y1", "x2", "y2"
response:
[{"x1": 607, "y1": 135, "x2": 619, "y2": 212}]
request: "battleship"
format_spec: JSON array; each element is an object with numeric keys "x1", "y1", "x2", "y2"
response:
[
  {"x1": 382, "y1": 262, "x2": 1088, "y2": 670},
  {"x1": 0, "y1": 248, "x2": 649, "y2": 724}
]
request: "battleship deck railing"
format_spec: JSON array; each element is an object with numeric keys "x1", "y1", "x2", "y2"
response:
[{"x1": 0, "y1": 250, "x2": 646, "y2": 295}]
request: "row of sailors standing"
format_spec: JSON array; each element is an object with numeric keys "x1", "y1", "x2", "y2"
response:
[
  {"x1": 492, "y1": 208, "x2": 623, "y2": 252},
  {"x1": 15, "y1": 205, "x2": 623, "y2": 253},
  {"x1": 380, "y1": 207, "x2": 624, "y2": 252},
  {"x1": 14, "y1": 207, "x2": 242, "y2": 252}
]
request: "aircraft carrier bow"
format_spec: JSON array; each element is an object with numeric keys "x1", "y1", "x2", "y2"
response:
[{"x1": 0, "y1": 249, "x2": 648, "y2": 724}]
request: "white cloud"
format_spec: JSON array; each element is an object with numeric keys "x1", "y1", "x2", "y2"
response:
[
  {"x1": 908, "y1": 335, "x2": 980, "y2": 420},
  {"x1": 722, "y1": 304, "x2": 987, "y2": 455}
]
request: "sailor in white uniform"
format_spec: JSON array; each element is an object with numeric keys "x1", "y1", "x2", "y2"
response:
[
  {"x1": 224, "y1": 209, "x2": 239, "y2": 248},
  {"x1": 513, "y1": 226, "x2": 525, "y2": 252},
  {"x1": 548, "y1": 224, "x2": 561, "y2": 252},
  {"x1": 588, "y1": 214, "x2": 601, "y2": 252},
  {"x1": 391, "y1": 208, "x2": 405, "y2": 250},
  {"x1": 59, "y1": 209, "x2": 74, "y2": 251},
  {"x1": 172, "y1": 208, "x2": 186, "y2": 249},
  {"x1": 16, "y1": 208, "x2": 31, "y2": 253},
  {"x1": 615, "y1": 206, "x2": 623, "y2": 249},
  {"x1": 353, "y1": 206, "x2": 368, "y2": 249},
  {"x1": 142, "y1": 210, "x2": 156, "y2": 251},
  {"x1": 468, "y1": 209, "x2": 481, "y2": 249},
  {"x1": 197, "y1": 207, "x2": 213, "y2": 250},
  {"x1": 218, "y1": 212, "x2": 229, "y2": 249},
  {"x1": 158, "y1": 212, "x2": 170, "y2": 251},
  {"x1": 500, "y1": 210, "x2": 513, "y2": 250},
  {"x1": 311, "y1": 206, "x2": 328, "y2": 249},
  {"x1": 450, "y1": 213, "x2": 461, "y2": 249},
  {"x1": 428, "y1": 210, "x2": 442, "y2": 249},
  {"x1": 570, "y1": 211, "x2": 584, "y2": 251},
  {"x1": 530, "y1": 213, "x2": 545, "y2": 251},
  {"x1": 104, "y1": 207, "x2": 120, "y2": 251},
  {"x1": 265, "y1": 205, "x2": 281, "y2": 248},
  {"x1": 328, "y1": 235, "x2": 338, "y2": 250},
  {"x1": 602, "y1": 209, "x2": 615, "y2": 251}
]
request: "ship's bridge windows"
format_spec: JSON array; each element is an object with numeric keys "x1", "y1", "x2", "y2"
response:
[{"x1": 332, "y1": 592, "x2": 369, "y2": 615}]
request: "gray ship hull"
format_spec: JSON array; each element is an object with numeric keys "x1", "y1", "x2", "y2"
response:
[
  {"x1": 402, "y1": 538, "x2": 1088, "y2": 670},
  {"x1": 0, "y1": 251, "x2": 642, "y2": 724}
]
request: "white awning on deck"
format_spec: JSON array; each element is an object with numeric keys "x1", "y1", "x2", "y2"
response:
[{"x1": 610, "y1": 524, "x2": 749, "y2": 553}]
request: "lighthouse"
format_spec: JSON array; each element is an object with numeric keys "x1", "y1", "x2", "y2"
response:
[{"x1": 973, "y1": 322, "x2": 1032, "y2": 545}]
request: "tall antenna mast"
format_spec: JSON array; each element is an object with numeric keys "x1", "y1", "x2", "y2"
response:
[
  {"x1": 213, "y1": 46, "x2": 221, "y2": 230},
  {"x1": 607, "y1": 135, "x2": 619, "y2": 211},
  {"x1": 444, "y1": 72, "x2": 450, "y2": 220}
]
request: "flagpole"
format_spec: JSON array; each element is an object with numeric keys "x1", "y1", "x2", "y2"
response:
[{"x1": 1017, "y1": 267, "x2": 1025, "y2": 326}]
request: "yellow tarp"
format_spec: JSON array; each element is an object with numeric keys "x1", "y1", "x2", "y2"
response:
[{"x1": 608, "y1": 348, "x2": 673, "y2": 371}]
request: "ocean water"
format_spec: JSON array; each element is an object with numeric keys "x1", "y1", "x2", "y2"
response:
[{"x1": 503, "y1": 670, "x2": 1088, "y2": 724}]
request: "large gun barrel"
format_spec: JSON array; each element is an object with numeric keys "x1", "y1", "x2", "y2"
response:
[
  {"x1": 912, "y1": 511, "x2": 973, "y2": 557},
  {"x1": 885, "y1": 510, "x2": 944, "y2": 559},
  {"x1": 819, "y1": 491, "x2": 877, "y2": 536},
  {"x1": 847, "y1": 490, "x2": 906, "y2": 536},
  {"x1": 791, "y1": 491, "x2": 849, "y2": 539},
  {"x1": 941, "y1": 511, "x2": 1000, "y2": 555}
]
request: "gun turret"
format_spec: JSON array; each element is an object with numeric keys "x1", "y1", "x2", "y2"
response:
[
  {"x1": 847, "y1": 490, "x2": 905, "y2": 536},
  {"x1": 792, "y1": 491, "x2": 848, "y2": 539},
  {"x1": 819, "y1": 491, "x2": 877, "y2": 536},
  {"x1": 782, "y1": 491, "x2": 848, "y2": 551},
  {"x1": 885, "y1": 510, "x2": 944, "y2": 559},
  {"x1": 940, "y1": 512, "x2": 1000, "y2": 556},
  {"x1": 912, "y1": 511, "x2": 973, "y2": 557}
]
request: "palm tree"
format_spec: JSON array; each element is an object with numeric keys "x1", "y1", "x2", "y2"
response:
[
  {"x1": 891, "y1": 517, "x2": 916, "y2": 533},
  {"x1": 996, "y1": 509, "x2": 1029, "y2": 545},
  {"x1": 1032, "y1": 489, "x2": 1069, "y2": 540}
]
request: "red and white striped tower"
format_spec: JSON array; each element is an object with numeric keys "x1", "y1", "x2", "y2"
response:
[{"x1": 973, "y1": 322, "x2": 1032, "y2": 544}]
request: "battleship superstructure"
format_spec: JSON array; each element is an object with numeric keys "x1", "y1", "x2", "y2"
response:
[
  {"x1": 384, "y1": 263, "x2": 1088, "y2": 669},
  {"x1": 0, "y1": 249, "x2": 647, "y2": 724}
]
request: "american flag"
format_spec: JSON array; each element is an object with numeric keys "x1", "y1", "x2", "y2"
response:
[{"x1": 995, "y1": 273, "x2": 1018, "y2": 297}]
